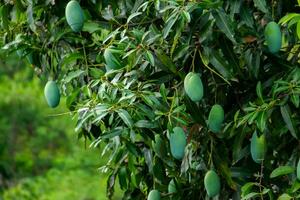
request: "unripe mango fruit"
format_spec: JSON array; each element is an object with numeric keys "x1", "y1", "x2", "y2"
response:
[
  {"x1": 264, "y1": 22, "x2": 282, "y2": 53},
  {"x1": 184, "y1": 72, "x2": 204, "y2": 102},
  {"x1": 297, "y1": 159, "x2": 300, "y2": 180},
  {"x1": 250, "y1": 132, "x2": 266, "y2": 164},
  {"x1": 204, "y1": 170, "x2": 221, "y2": 198},
  {"x1": 65, "y1": 0, "x2": 84, "y2": 32},
  {"x1": 44, "y1": 81, "x2": 60, "y2": 108},
  {"x1": 147, "y1": 190, "x2": 161, "y2": 200},
  {"x1": 104, "y1": 47, "x2": 123, "y2": 70},
  {"x1": 208, "y1": 104, "x2": 224, "y2": 133},
  {"x1": 169, "y1": 127, "x2": 187, "y2": 160}
]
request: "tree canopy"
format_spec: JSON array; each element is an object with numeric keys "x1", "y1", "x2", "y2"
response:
[{"x1": 1, "y1": 0, "x2": 300, "y2": 199}]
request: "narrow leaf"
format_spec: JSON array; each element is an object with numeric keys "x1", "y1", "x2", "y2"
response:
[
  {"x1": 212, "y1": 9, "x2": 236, "y2": 43},
  {"x1": 270, "y1": 166, "x2": 295, "y2": 178},
  {"x1": 280, "y1": 105, "x2": 298, "y2": 139},
  {"x1": 253, "y1": 0, "x2": 268, "y2": 13},
  {"x1": 117, "y1": 109, "x2": 133, "y2": 128}
]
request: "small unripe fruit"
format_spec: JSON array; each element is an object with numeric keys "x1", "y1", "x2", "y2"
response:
[
  {"x1": 184, "y1": 72, "x2": 204, "y2": 102},
  {"x1": 147, "y1": 190, "x2": 161, "y2": 200},
  {"x1": 264, "y1": 22, "x2": 282, "y2": 53},
  {"x1": 204, "y1": 170, "x2": 221, "y2": 198},
  {"x1": 208, "y1": 104, "x2": 224, "y2": 133},
  {"x1": 65, "y1": 0, "x2": 84, "y2": 32},
  {"x1": 250, "y1": 132, "x2": 266, "y2": 164},
  {"x1": 44, "y1": 81, "x2": 60, "y2": 108},
  {"x1": 169, "y1": 127, "x2": 187, "y2": 160}
]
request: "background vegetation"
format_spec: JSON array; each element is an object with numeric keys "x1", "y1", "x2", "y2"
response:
[{"x1": 0, "y1": 55, "x2": 122, "y2": 199}]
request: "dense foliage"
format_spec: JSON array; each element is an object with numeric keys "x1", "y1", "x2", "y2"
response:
[{"x1": 2, "y1": 0, "x2": 300, "y2": 199}]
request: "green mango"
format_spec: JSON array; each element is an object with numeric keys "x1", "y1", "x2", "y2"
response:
[
  {"x1": 250, "y1": 132, "x2": 266, "y2": 164},
  {"x1": 297, "y1": 159, "x2": 300, "y2": 180},
  {"x1": 184, "y1": 72, "x2": 204, "y2": 102},
  {"x1": 104, "y1": 47, "x2": 123, "y2": 70},
  {"x1": 204, "y1": 170, "x2": 221, "y2": 198},
  {"x1": 208, "y1": 104, "x2": 224, "y2": 133},
  {"x1": 152, "y1": 134, "x2": 167, "y2": 158},
  {"x1": 44, "y1": 81, "x2": 60, "y2": 108},
  {"x1": 264, "y1": 21, "x2": 282, "y2": 53},
  {"x1": 168, "y1": 179, "x2": 176, "y2": 193},
  {"x1": 169, "y1": 127, "x2": 187, "y2": 160},
  {"x1": 147, "y1": 190, "x2": 161, "y2": 200},
  {"x1": 65, "y1": 0, "x2": 84, "y2": 32}
]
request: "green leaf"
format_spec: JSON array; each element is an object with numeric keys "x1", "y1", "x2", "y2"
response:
[
  {"x1": 291, "y1": 180, "x2": 300, "y2": 193},
  {"x1": 219, "y1": 37, "x2": 240, "y2": 74},
  {"x1": 209, "y1": 50, "x2": 232, "y2": 80},
  {"x1": 145, "y1": 50, "x2": 155, "y2": 66},
  {"x1": 253, "y1": 0, "x2": 268, "y2": 13},
  {"x1": 240, "y1": 5, "x2": 254, "y2": 27},
  {"x1": 241, "y1": 182, "x2": 257, "y2": 195},
  {"x1": 117, "y1": 109, "x2": 134, "y2": 128},
  {"x1": 82, "y1": 21, "x2": 102, "y2": 33},
  {"x1": 163, "y1": 11, "x2": 179, "y2": 39},
  {"x1": 26, "y1": 4, "x2": 36, "y2": 32},
  {"x1": 278, "y1": 194, "x2": 293, "y2": 200},
  {"x1": 279, "y1": 13, "x2": 300, "y2": 25},
  {"x1": 60, "y1": 52, "x2": 84, "y2": 68},
  {"x1": 256, "y1": 111, "x2": 267, "y2": 132},
  {"x1": 118, "y1": 167, "x2": 127, "y2": 190},
  {"x1": 89, "y1": 68, "x2": 105, "y2": 79},
  {"x1": 155, "y1": 50, "x2": 177, "y2": 74},
  {"x1": 144, "y1": 148, "x2": 153, "y2": 174},
  {"x1": 270, "y1": 166, "x2": 295, "y2": 178},
  {"x1": 242, "y1": 192, "x2": 260, "y2": 200},
  {"x1": 297, "y1": 20, "x2": 300, "y2": 39},
  {"x1": 0, "y1": 5, "x2": 9, "y2": 30},
  {"x1": 244, "y1": 49, "x2": 261, "y2": 78},
  {"x1": 198, "y1": 0, "x2": 223, "y2": 9},
  {"x1": 159, "y1": 83, "x2": 167, "y2": 102},
  {"x1": 280, "y1": 105, "x2": 298, "y2": 139},
  {"x1": 212, "y1": 9, "x2": 236, "y2": 43},
  {"x1": 127, "y1": 12, "x2": 142, "y2": 23},
  {"x1": 230, "y1": 0, "x2": 242, "y2": 17},
  {"x1": 256, "y1": 81, "x2": 263, "y2": 102},
  {"x1": 288, "y1": 16, "x2": 300, "y2": 28},
  {"x1": 64, "y1": 70, "x2": 86, "y2": 83},
  {"x1": 291, "y1": 94, "x2": 300, "y2": 108},
  {"x1": 135, "y1": 120, "x2": 158, "y2": 129},
  {"x1": 101, "y1": 128, "x2": 124, "y2": 139}
]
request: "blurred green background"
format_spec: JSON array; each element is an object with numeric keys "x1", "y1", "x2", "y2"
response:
[{"x1": 0, "y1": 54, "x2": 122, "y2": 199}]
